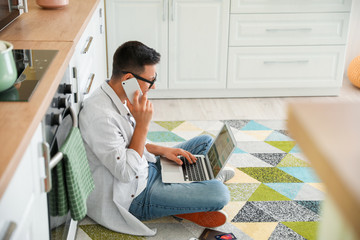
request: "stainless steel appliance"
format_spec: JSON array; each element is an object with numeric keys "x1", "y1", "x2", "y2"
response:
[
  {"x1": 0, "y1": 0, "x2": 28, "y2": 31},
  {"x1": 0, "y1": 49, "x2": 58, "y2": 101}
]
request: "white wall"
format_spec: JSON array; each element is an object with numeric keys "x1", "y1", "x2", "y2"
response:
[{"x1": 345, "y1": 0, "x2": 360, "y2": 74}]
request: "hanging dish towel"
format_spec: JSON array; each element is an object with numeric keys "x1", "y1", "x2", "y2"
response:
[{"x1": 49, "y1": 127, "x2": 95, "y2": 221}]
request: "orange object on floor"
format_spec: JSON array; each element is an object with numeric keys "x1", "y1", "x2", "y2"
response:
[
  {"x1": 175, "y1": 210, "x2": 228, "y2": 228},
  {"x1": 348, "y1": 56, "x2": 360, "y2": 88}
]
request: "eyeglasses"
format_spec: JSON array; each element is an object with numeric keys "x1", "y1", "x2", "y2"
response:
[{"x1": 122, "y1": 71, "x2": 157, "y2": 89}]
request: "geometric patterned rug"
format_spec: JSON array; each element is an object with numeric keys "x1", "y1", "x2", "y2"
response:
[{"x1": 75, "y1": 120, "x2": 324, "y2": 240}]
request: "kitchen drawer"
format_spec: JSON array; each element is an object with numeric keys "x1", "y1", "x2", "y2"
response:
[
  {"x1": 230, "y1": 0, "x2": 352, "y2": 13},
  {"x1": 229, "y1": 13, "x2": 350, "y2": 46},
  {"x1": 228, "y1": 46, "x2": 345, "y2": 89}
]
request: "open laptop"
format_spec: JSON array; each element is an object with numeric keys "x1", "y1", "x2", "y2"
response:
[{"x1": 160, "y1": 123, "x2": 237, "y2": 183}]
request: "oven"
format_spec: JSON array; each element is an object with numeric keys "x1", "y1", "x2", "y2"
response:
[
  {"x1": 0, "y1": 0, "x2": 28, "y2": 31},
  {"x1": 42, "y1": 65, "x2": 81, "y2": 240}
]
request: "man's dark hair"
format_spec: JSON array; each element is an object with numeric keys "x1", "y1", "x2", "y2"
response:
[{"x1": 112, "y1": 41, "x2": 161, "y2": 78}]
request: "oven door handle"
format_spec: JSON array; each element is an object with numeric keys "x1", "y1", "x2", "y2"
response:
[{"x1": 43, "y1": 106, "x2": 78, "y2": 193}]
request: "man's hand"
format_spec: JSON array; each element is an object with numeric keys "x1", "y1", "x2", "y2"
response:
[
  {"x1": 162, "y1": 147, "x2": 197, "y2": 165},
  {"x1": 127, "y1": 90, "x2": 153, "y2": 157},
  {"x1": 127, "y1": 90, "x2": 153, "y2": 129}
]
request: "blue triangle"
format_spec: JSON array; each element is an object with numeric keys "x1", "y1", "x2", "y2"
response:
[
  {"x1": 289, "y1": 144, "x2": 301, "y2": 153},
  {"x1": 241, "y1": 120, "x2": 271, "y2": 131},
  {"x1": 265, "y1": 183, "x2": 304, "y2": 200},
  {"x1": 234, "y1": 147, "x2": 246, "y2": 154},
  {"x1": 265, "y1": 131, "x2": 293, "y2": 141}
]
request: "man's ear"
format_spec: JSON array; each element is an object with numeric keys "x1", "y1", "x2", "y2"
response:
[{"x1": 124, "y1": 73, "x2": 133, "y2": 80}]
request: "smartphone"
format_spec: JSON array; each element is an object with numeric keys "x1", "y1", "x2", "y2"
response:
[{"x1": 122, "y1": 78, "x2": 143, "y2": 104}]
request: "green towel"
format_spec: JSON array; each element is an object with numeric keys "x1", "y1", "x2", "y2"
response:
[{"x1": 49, "y1": 127, "x2": 95, "y2": 221}]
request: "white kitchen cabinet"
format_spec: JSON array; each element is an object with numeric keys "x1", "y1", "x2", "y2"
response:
[
  {"x1": 105, "y1": 0, "x2": 230, "y2": 91},
  {"x1": 106, "y1": 0, "x2": 168, "y2": 89},
  {"x1": 168, "y1": 0, "x2": 229, "y2": 90},
  {"x1": 226, "y1": 0, "x2": 352, "y2": 97},
  {"x1": 71, "y1": 0, "x2": 107, "y2": 108},
  {"x1": 0, "y1": 123, "x2": 49, "y2": 240},
  {"x1": 105, "y1": 0, "x2": 352, "y2": 98}
]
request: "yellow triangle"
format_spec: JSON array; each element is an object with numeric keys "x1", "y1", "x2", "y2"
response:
[
  {"x1": 172, "y1": 121, "x2": 203, "y2": 132},
  {"x1": 241, "y1": 130, "x2": 273, "y2": 141},
  {"x1": 308, "y1": 183, "x2": 327, "y2": 193},
  {"x1": 226, "y1": 166, "x2": 260, "y2": 184},
  {"x1": 232, "y1": 222, "x2": 278, "y2": 240},
  {"x1": 223, "y1": 201, "x2": 246, "y2": 220}
]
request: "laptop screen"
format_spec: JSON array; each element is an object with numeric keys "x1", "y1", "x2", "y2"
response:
[{"x1": 207, "y1": 124, "x2": 236, "y2": 177}]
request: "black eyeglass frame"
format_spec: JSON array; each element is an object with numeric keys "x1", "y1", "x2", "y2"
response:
[{"x1": 121, "y1": 71, "x2": 157, "y2": 89}]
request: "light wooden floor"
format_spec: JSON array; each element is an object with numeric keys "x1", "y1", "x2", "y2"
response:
[{"x1": 151, "y1": 78, "x2": 360, "y2": 121}]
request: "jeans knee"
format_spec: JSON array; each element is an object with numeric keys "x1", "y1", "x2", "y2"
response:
[{"x1": 209, "y1": 181, "x2": 230, "y2": 209}]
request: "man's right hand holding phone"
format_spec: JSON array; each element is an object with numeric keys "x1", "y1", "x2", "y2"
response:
[{"x1": 127, "y1": 90, "x2": 153, "y2": 157}]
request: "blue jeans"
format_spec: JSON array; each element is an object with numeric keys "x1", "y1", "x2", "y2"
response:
[{"x1": 129, "y1": 135, "x2": 230, "y2": 221}]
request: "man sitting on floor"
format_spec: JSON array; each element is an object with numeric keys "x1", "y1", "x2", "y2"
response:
[{"x1": 79, "y1": 41, "x2": 235, "y2": 236}]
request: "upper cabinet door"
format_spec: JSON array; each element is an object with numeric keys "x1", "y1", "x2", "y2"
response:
[
  {"x1": 105, "y1": 0, "x2": 168, "y2": 89},
  {"x1": 168, "y1": 0, "x2": 230, "y2": 89}
]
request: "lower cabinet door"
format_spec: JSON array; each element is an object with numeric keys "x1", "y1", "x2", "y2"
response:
[
  {"x1": 0, "y1": 124, "x2": 49, "y2": 240},
  {"x1": 228, "y1": 46, "x2": 346, "y2": 89}
]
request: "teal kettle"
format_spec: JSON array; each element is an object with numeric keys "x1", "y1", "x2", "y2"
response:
[{"x1": 0, "y1": 40, "x2": 17, "y2": 92}]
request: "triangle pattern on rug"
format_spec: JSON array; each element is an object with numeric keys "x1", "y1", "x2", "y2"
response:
[
  {"x1": 264, "y1": 183, "x2": 304, "y2": 200},
  {"x1": 231, "y1": 202, "x2": 277, "y2": 222},
  {"x1": 232, "y1": 222, "x2": 278, "y2": 240},
  {"x1": 242, "y1": 120, "x2": 272, "y2": 131},
  {"x1": 295, "y1": 201, "x2": 321, "y2": 214},
  {"x1": 154, "y1": 121, "x2": 185, "y2": 131},
  {"x1": 239, "y1": 167, "x2": 303, "y2": 183},
  {"x1": 147, "y1": 131, "x2": 185, "y2": 142},
  {"x1": 265, "y1": 141, "x2": 297, "y2": 153},
  {"x1": 268, "y1": 222, "x2": 306, "y2": 240},
  {"x1": 265, "y1": 131, "x2": 294, "y2": 141},
  {"x1": 282, "y1": 221, "x2": 319, "y2": 240},
  {"x1": 222, "y1": 120, "x2": 250, "y2": 130},
  {"x1": 241, "y1": 130, "x2": 273, "y2": 141},
  {"x1": 277, "y1": 154, "x2": 310, "y2": 167},
  {"x1": 227, "y1": 183, "x2": 261, "y2": 201},
  {"x1": 250, "y1": 153, "x2": 287, "y2": 166},
  {"x1": 248, "y1": 183, "x2": 291, "y2": 201}
]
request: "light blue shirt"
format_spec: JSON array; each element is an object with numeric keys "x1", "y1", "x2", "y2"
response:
[{"x1": 79, "y1": 81, "x2": 156, "y2": 236}]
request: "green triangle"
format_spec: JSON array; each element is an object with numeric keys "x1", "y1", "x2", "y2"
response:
[
  {"x1": 154, "y1": 121, "x2": 185, "y2": 131},
  {"x1": 277, "y1": 154, "x2": 310, "y2": 167},
  {"x1": 266, "y1": 141, "x2": 297, "y2": 153},
  {"x1": 248, "y1": 183, "x2": 291, "y2": 201},
  {"x1": 239, "y1": 167, "x2": 302, "y2": 183},
  {"x1": 80, "y1": 224, "x2": 145, "y2": 240},
  {"x1": 282, "y1": 222, "x2": 319, "y2": 240}
]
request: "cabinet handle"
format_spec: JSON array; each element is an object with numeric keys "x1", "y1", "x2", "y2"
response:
[
  {"x1": 42, "y1": 142, "x2": 52, "y2": 193},
  {"x1": 82, "y1": 36, "x2": 94, "y2": 54},
  {"x1": 163, "y1": 0, "x2": 166, "y2": 21},
  {"x1": 84, "y1": 73, "x2": 95, "y2": 95},
  {"x1": 263, "y1": 60, "x2": 309, "y2": 65},
  {"x1": 266, "y1": 28, "x2": 312, "y2": 32},
  {"x1": 171, "y1": 0, "x2": 175, "y2": 21},
  {"x1": 2, "y1": 222, "x2": 17, "y2": 240}
]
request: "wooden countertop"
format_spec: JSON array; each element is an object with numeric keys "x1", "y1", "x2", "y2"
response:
[
  {"x1": 0, "y1": 0, "x2": 99, "y2": 43},
  {"x1": 287, "y1": 102, "x2": 360, "y2": 239},
  {"x1": 0, "y1": 0, "x2": 100, "y2": 198}
]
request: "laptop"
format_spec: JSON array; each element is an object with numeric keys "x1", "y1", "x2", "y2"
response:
[{"x1": 160, "y1": 123, "x2": 237, "y2": 183}]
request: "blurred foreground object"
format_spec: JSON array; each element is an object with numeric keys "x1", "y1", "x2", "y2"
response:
[{"x1": 348, "y1": 56, "x2": 360, "y2": 88}]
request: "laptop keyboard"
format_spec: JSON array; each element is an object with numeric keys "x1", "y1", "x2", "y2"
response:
[{"x1": 180, "y1": 156, "x2": 207, "y2": 181}]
